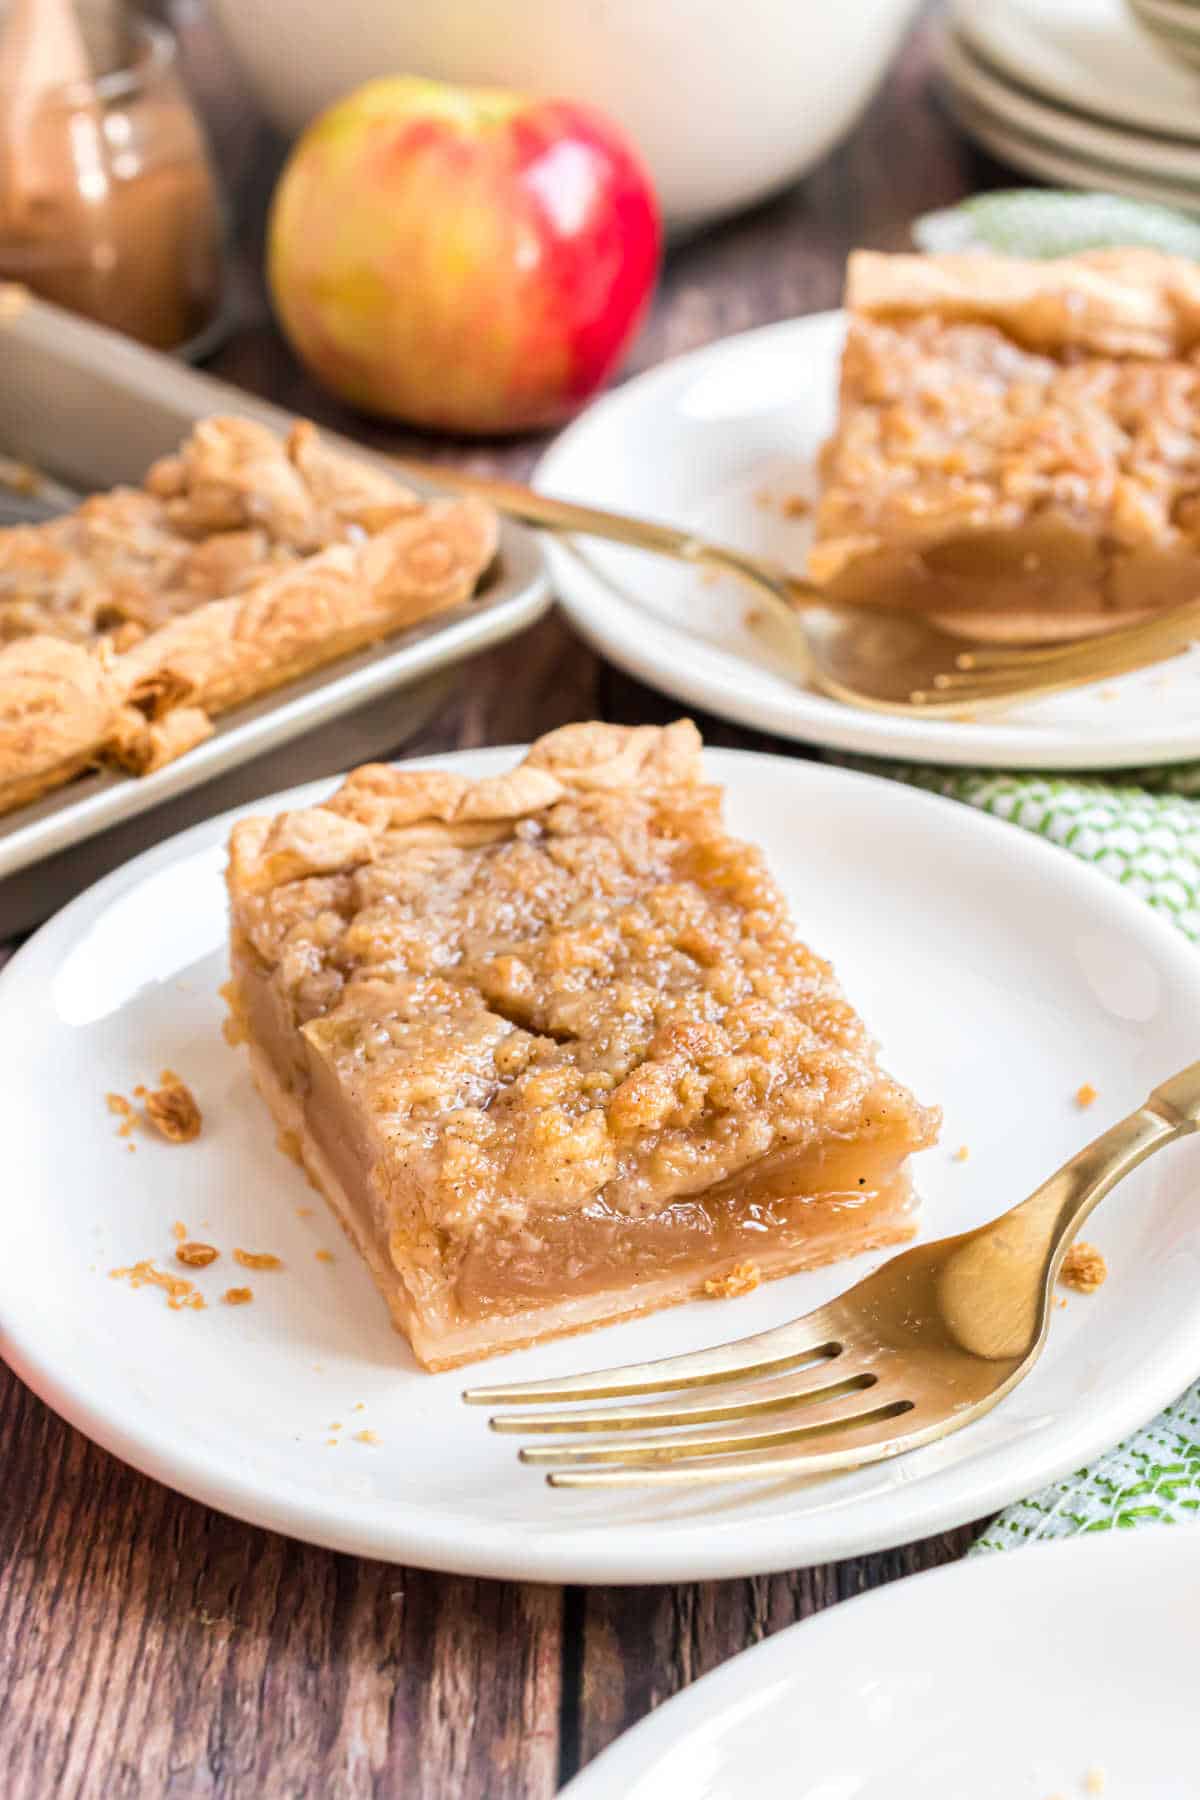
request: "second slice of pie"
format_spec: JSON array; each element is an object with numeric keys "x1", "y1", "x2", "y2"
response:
[
  {"x1": 812, "y1": 247, "x2": 1200, "y2": 640},
  {"x1": 225, "y1": 722, "x2": 939, "y2": 1369}
]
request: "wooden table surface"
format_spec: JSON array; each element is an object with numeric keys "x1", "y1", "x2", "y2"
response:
[{"x1": 0, "y1": 7, "x2": 1004, "y2": 1794}]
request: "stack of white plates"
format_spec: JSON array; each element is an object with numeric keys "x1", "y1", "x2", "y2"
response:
[
  {"x1": 1129, "y1": 0, "x2": 1200, "y2": 73},
  {"x1": 942, "y1": 0, "x2": 1200, "y2": 212}
]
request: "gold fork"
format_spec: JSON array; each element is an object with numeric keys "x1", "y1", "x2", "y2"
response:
[
  {"x1": 463, "y1": 1061, "x2": 1200, "y2": 1489},
  {"x1": 392, "y1": 459, "x2": 1200, "y2": 715}
]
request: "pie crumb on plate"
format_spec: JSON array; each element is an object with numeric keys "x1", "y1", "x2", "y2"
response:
[
  {"x1": 140, "y1": 1070, "x2": 203, "y2": 1143},
  {"x1": 1060, "y1": 1242, "x2": 1108, "y2": 1295}
]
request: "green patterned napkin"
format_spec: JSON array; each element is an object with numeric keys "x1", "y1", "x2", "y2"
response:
[
  {"x1": 877, "y1": 763, "x2": 1200, "y2": 943},
  {"x1": 975, "y1": 1386, "x2": 1200, "y2": 1549},
  {"x1": 850, "y1": 756, "x2": 1200, "y2": 1546},
  {"x1": 913, "y1": 188, "x2": 1200, "y2": 260}
]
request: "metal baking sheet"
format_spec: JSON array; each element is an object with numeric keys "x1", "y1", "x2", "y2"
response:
[
  {"x1": 0, "y1": 289, "x2": 550, "y2": 911},
  {"x1": 0, "y1": 668, "x2": 456, "y2": 938}
]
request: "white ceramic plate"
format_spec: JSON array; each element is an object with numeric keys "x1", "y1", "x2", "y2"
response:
[
  {"x1": 4, "y1": 747, "x2": 1200, "y2": 1584},
  {"x1": 941, "y1": 26, "x2": 1200, "y2": 184},
  {"x1": 954, "y1": 0, "x2": 1200, "y2": 142},
  {"x1": 535, "y1": 314, "x2": 1200, "y2": 768},
  {"x1": 563, "y1": 1528, "x2": 1200, "y2": 1798}
]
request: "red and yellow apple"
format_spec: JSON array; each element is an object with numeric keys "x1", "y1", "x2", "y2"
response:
[{"x1": 267, "y1": 77, "x2": 662, "y2": 435}]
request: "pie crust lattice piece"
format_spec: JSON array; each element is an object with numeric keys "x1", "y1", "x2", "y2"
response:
[{"x1": 0, "y1": 416, "x2": 497, "y2": 816}]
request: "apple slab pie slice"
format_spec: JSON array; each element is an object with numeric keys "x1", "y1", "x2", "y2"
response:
[
  {"x1": 225, "y1": 722, "x2": 939, "y2": 1369},
  {"x1": 813, "y1": 247, "x2": 1200, "y2": 641}
]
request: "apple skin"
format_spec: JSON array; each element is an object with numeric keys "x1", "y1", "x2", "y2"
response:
[{"x1": 267, "y1": 77, "x2": 662, "y2": 435}]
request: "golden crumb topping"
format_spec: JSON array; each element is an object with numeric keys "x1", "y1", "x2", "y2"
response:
[
  {"x1": 110, "y1": 1072, "x2": 202, "y2": 1142},
  {"x1": 106, "y1": 1092, "x2": 139, "y2": 1138},
  {"x1": 811, "y1": 251, "x2": 1200, "y2": 599},
  {"x1": 1060, "y1": 1241, "x2": 1108, "y2": 1294},
  {"x1": 703, "y1": 1260, "x2": 761, "y2": 1299},
  {"x1": 141, "y1": 1070, "x2": 202, "y2": 1142},
  {"x1": 227, "y1": 723, "x2": 939, "y2": 1241}
]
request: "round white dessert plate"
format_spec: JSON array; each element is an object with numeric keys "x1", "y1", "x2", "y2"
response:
[
  {"x1": 535, "y1": 313, "x2": 1200, "y2": 769},
  {"x1": 563, "y1": 1529, "x2": 1200, "y2": 1798},
  {"x1": 941, "y1": 25, "x2": 1200, "y2": 184},
  {"x1": 4, "y1": 747, "x2": 1200, "y2": 1583},
  {"x1": 953, "y1": 0, "x2": 1200, "y2": 142}
]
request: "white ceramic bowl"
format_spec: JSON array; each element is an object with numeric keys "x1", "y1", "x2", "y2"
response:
[{"x1": 211, "y1": 0, "x2": 921, "y2": 231}]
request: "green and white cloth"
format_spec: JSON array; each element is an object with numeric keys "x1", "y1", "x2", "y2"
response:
[
  {"x1": 857, "y1": 756, "x2": 1200, "y2": 1546},
  {"x1": 879, "y1": 763, "x2": 1200, "y2": 943},
  {"x1": 975, "y1": 1384, "x2": 1200, "y2": 1549}
]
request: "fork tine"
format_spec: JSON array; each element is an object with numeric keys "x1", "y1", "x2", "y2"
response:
[
  {"x1": 518, "y1": 1397, "x2": 912, "y2": 1467},
  {"x1": 461, "y1": 1317, "x2": 841, "y2": 1407},
  {"x1": 489, "y1": 1366, "x2": 876, "y2": 1434},
  {"x1": 910, "y1": 636, "x2": 1188, "y2": 708},
  {"x1": 546, "y1": 1405, "x2": 941, "y2": 1488},
  {"x1": 955, "y1": 637, "x2": 1128, "y2": 672},
  {"x1": 956, "y1": 597, "x2": 1200, "y2": 672},
  {"x1": 922, "y1": 643, "x2": 1158, "y2": 699},
  {"x1": 929, "y1": 641, "x2": 1172, "y2": 695},
  {"x1": 916, "y1": 606, "x2": 1200, "y2": 706},
  {"x1": 929, "y1": 661, "x2": 1108, "y2": 694}
]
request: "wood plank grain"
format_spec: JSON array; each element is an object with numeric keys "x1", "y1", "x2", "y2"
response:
[
  {"x1": 402, "y1": 613, "x2": 600, "y2": 760},
  {"x1": 0, "y1": 1364, "x2": 562, "y2": 1799},
  {"x1": 563, "y1": 1527, "x2": 983, "y2": 1777}
]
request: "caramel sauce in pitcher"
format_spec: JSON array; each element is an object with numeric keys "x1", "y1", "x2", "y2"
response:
[{"x1": 0, "y1": 20, "x2": 223, "y2": 349}]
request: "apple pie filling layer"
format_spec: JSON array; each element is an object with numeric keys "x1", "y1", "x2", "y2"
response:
[
  {"x1": 238, "y1": 1006, "x2": 918, "y2": 1370},
  {"x1": 451, "y1": 1164, "x2": 916, "y2": 1319},
  {"x1": 232, "y1": 933, "x2": 921, "y2": 1363}
]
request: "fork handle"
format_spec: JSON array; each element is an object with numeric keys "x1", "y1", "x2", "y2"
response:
[
  {"x1": 387, "y1": 456, "x2": 819, "y2": 678},
  {"x1": 1000, "y1": 1060, "x2": 1200, "y2": 1276},
  {"x1": 936, "y1": 1061, "x2": 1200, "y2": 1363},
  {"x1": 388, "y1": 455, "x2": 814, "y2": 593}
]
